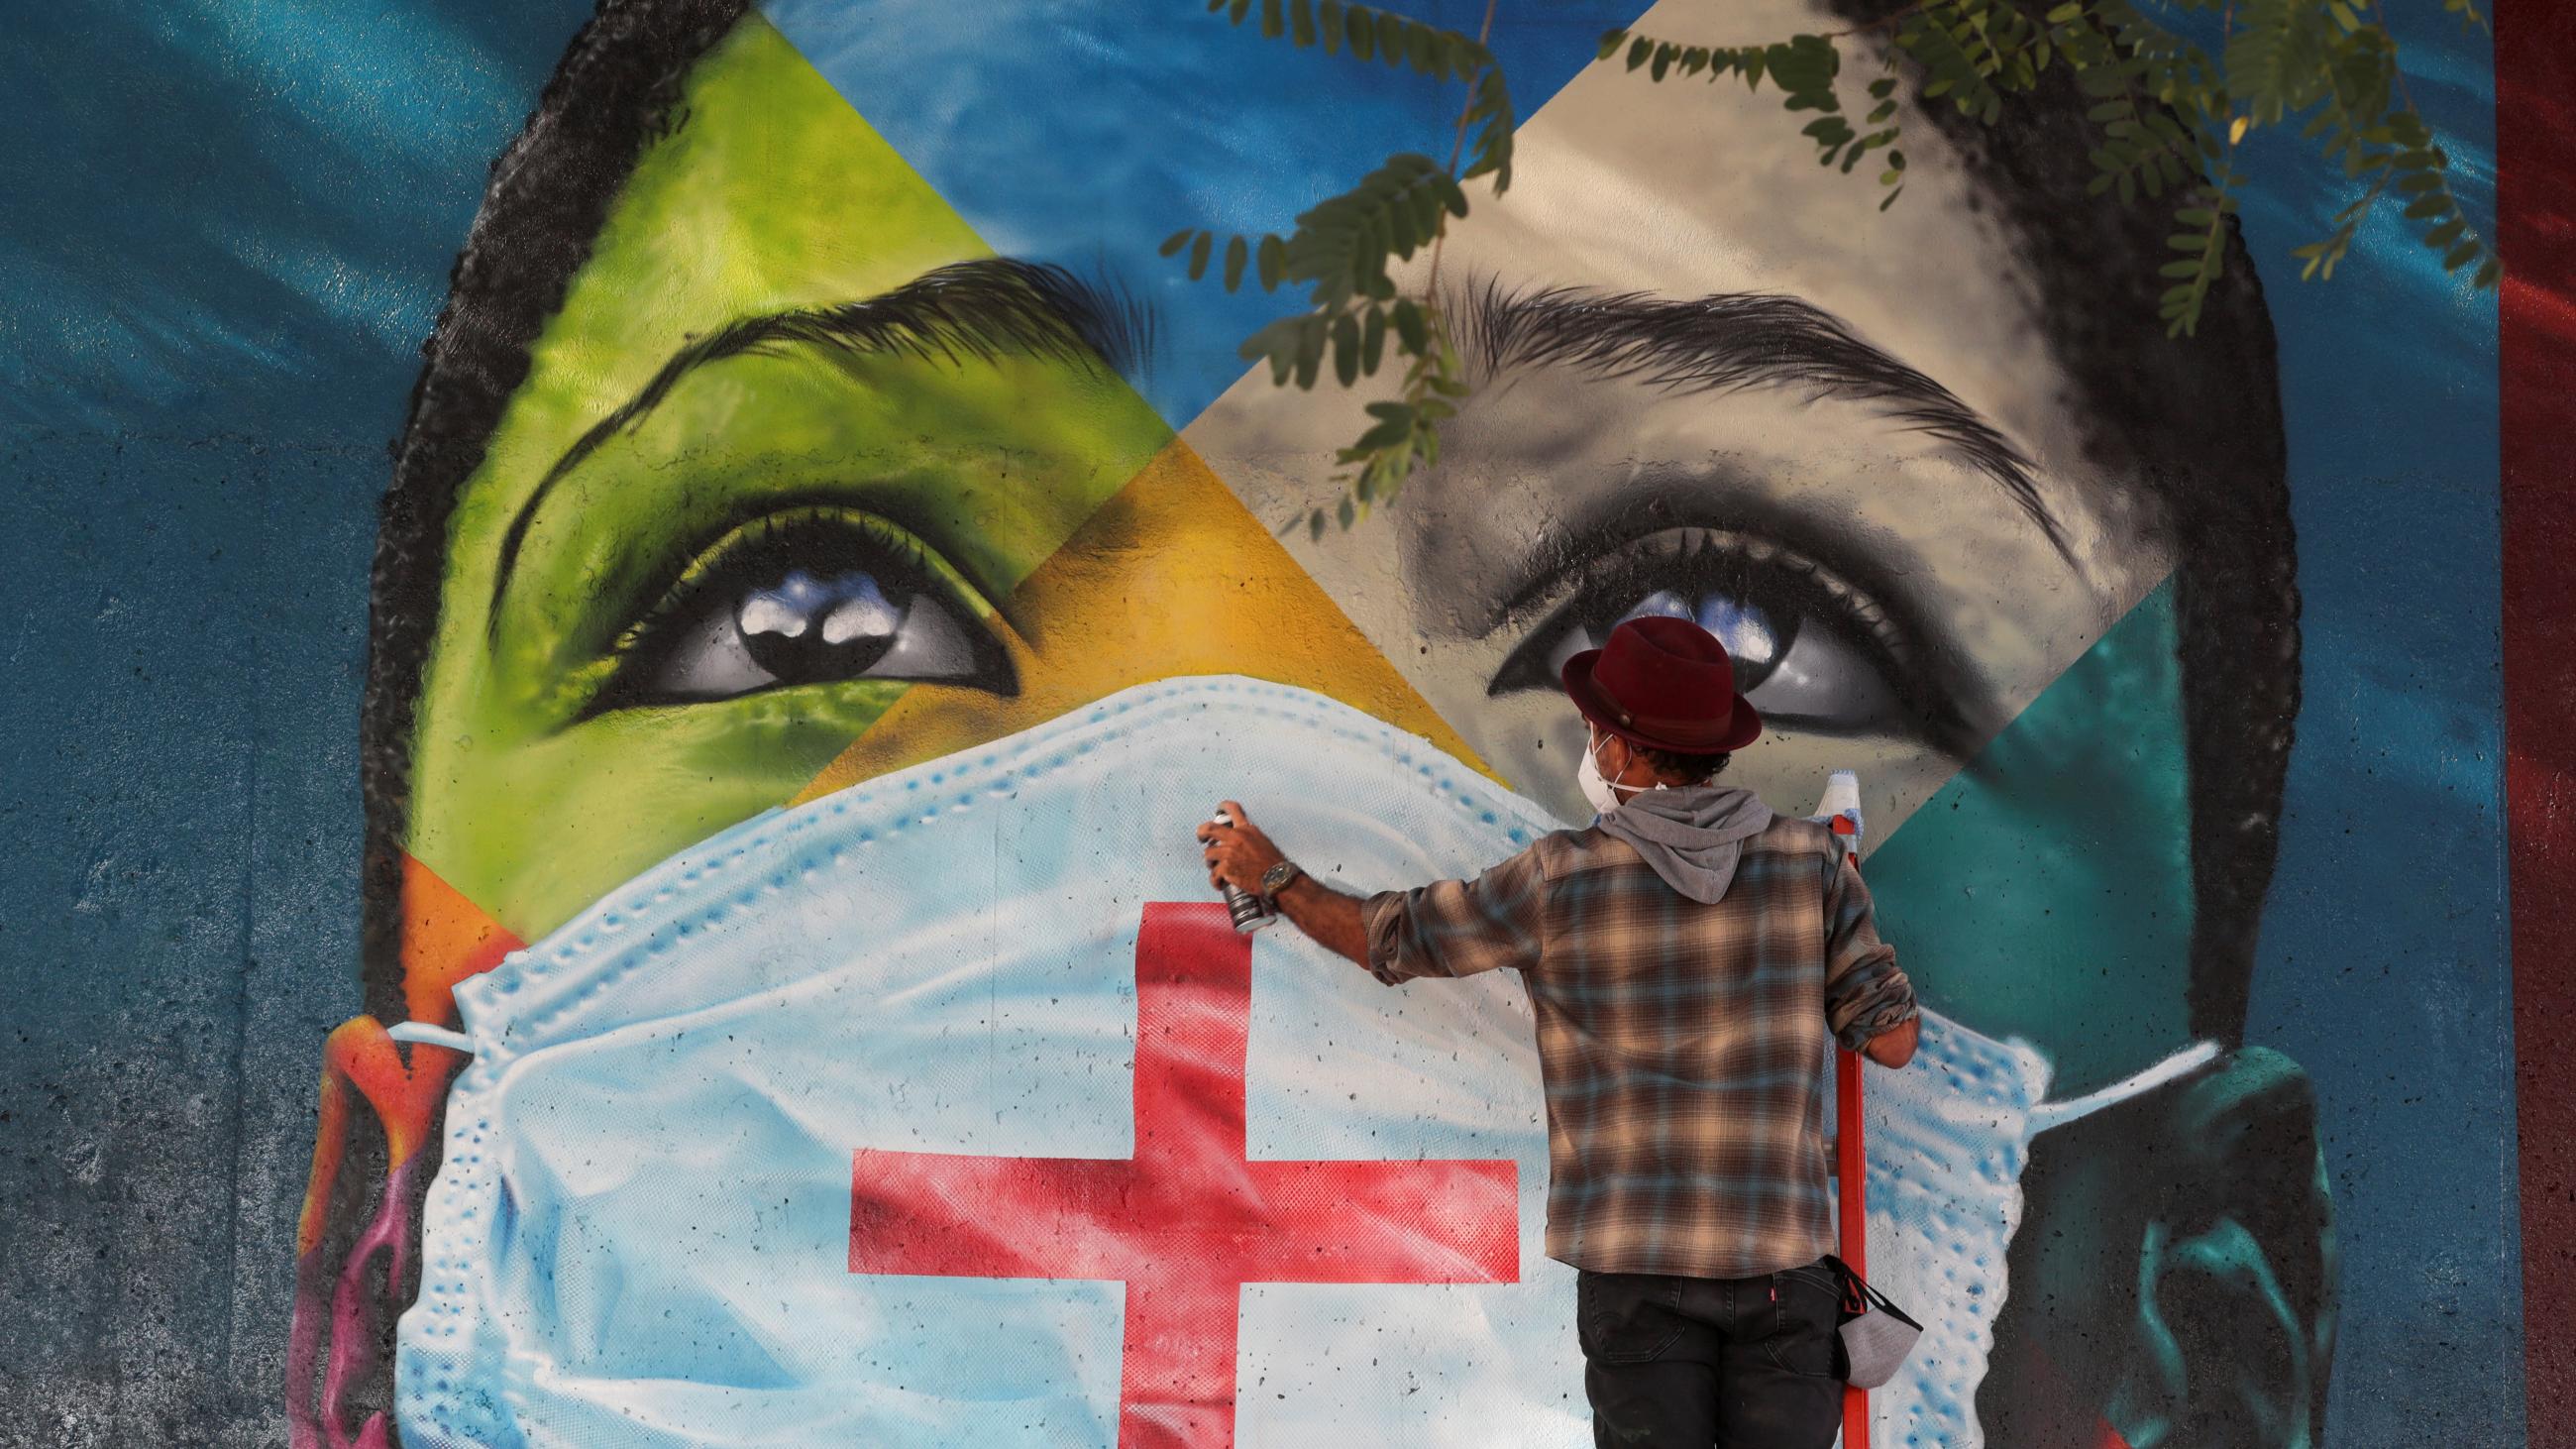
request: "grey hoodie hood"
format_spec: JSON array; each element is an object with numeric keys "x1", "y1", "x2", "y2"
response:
[{"x1": 1594, "y1": 783, "x2": 1777, "y2": 905}]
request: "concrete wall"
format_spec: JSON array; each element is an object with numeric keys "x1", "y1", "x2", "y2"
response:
[{"x1": 0, "y1": 1, "x2": 2529, "y2": 1445}]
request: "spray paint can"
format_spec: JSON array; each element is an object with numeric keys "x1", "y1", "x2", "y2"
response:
[
  {"x1": 1209, "y1": 809, "x2": 1275, "y2": 933},
  {"x1": 1807, "y1": 769, "x2": 1864, "y2": 848}
]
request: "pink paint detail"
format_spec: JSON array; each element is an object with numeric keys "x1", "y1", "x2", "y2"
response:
[
  {"x1": 850, "y1": 901, "x2": 1521, "y2": 1449},
  {"x1": 288, "y1": 1153, "x2": 423, "y2": 1449}
]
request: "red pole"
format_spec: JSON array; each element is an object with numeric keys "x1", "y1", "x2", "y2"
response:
[
  {"x1": 1837, "y1": 1047, "x2": 1869, "y2": 1448},
  {"x1": 2497, "y1": 0, "x2": 2576, "y2": 1437}
]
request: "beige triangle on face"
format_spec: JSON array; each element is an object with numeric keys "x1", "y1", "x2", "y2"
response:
[{"x1": 1183, "y1": 0, "x2": 2179, "y2": 838}]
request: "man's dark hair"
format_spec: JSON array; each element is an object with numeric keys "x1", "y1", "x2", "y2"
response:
[
  {"x1": 1639, "y1": 746, "x2": 1731, "y2": 787},
  {"x1": 361, "y1": 0, "x2": 2298, "y2": 1051}
]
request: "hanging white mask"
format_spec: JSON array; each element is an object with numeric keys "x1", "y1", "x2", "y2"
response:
[
  {"x1": 392, "y1": 675, "x2": 2212, "y2": 1448},
  {"x1": 1856, "y1": 1012, "x2": 2218, "y2": 1449}
]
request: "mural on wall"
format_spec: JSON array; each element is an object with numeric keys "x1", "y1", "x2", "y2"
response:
[{"x1": 289, "y1": 0, "x2": 2337, "y2": 1444}]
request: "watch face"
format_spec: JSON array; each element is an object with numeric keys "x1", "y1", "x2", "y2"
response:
[{"x1": 1262, "y1": 862, "x2": 1298, "y2": 893}]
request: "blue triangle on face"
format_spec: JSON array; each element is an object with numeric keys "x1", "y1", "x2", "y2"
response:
[{"x1": 760, "y1": 0, "x2": 1650, "y2": 431}]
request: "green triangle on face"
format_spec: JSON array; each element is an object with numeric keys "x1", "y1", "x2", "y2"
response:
[{"x1": 1863, "y1": 580, "x2": 2196, "y2": 1097}]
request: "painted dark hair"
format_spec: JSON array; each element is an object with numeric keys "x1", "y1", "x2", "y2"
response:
[
  {"x1": 1829, "y1": 0, "x2": 2302, "y2": 1043},
  {"x1": 363, "y1": 0, "x2": 2297, "y2": 1046},
  {"x1": 359, "y1": 0, "x2": 748, "y2": 1024}
]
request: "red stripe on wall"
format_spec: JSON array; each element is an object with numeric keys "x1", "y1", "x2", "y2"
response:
[{"x1": 2498, "y1": 0, "x2": 2576, "y2": 1441}]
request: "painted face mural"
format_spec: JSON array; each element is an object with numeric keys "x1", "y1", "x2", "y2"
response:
[{"x1": 292, "y1": 1, "x2": 2331, "y2": 1445}]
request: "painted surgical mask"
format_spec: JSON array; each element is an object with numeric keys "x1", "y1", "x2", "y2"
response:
[{"x1": 391, "y1": 676, "x2": 2207, "y2": 1447}]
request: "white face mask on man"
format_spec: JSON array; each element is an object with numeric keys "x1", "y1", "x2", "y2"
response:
[
  {"x1": 392, "y1": 676, "x2": 2212, "y2": 1448},
  {"x1": 1576, "y1": 724, "x2": 1664, "y2": 817}
]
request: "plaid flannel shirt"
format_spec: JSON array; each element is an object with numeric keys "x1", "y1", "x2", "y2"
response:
[{"x1": 1361, "y1": 813, "x2": 1917, "y2": 1281}]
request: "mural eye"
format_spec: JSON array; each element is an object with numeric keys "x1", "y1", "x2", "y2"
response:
[
  {"x1": 1487, "y1": 526, "x2": 1913, "y2": 734},
  {"x1": 593, "y1": 508, "x2": 1014, "y2": 711}
]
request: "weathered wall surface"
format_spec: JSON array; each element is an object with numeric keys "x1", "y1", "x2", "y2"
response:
[{"x1": 0, "y1": 2, "x2": 2531, "y2": 1446}]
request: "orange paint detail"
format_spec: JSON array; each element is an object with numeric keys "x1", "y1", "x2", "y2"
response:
[
  {"x1": 293, "y1": 856, "x2": 522, "y2": 1258},
  {"x1": 398, "y1": 851, "x2": 525, "y2": 1028},
  {"x1": 796, "y1": 436, "x2": 1488, "y2": 805}
]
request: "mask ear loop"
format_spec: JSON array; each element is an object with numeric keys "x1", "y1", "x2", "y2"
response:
[
  {"x1": 2025, "y1": 1040, "x2": 2220, "y2": 1135},
  {"x1": 388, "y1": 1021, "x2": 477, "y2": 1056},
  {"x1": 1588, "y1": 724, "x2": 1648, "y2": 802}
]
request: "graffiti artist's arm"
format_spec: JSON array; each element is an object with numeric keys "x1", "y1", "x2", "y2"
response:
[
  {"x1": 1269, "y1": 874, "x2": 1372, "y2": 967},
  {"x1": 1352, "y1": 846, "x2": 1545, "y2": 988},
  {"x1": 1198, "y1": 802, "x2": 1544, "y2": 983},
  {"x1": 1198, "y1": 801, "x2": 1367, "y2": 966},
  {"x1": 1824, "y1": 840, "x2": 1920, "y2": 1068}
]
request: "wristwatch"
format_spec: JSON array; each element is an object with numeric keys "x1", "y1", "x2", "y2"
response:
[{"x1": 1259, "y1": 859, "x2": 1305, "y2": 905}]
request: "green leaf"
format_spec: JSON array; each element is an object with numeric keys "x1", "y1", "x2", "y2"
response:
[
  {"x1": 1159, "y1": 228, "x2": 1197, "y2": 258},
  {"x1": 1353, "y1": 417, "x2": 1412, "y2": 451},
  {"x1": 1392, "y1": 298, "x2": 1429, "y2": 354},
  {"x1": 2442, "y1": 240, "x2": 2481, "y2": 271},
  {"x1": 1597, "y1": 28, "x2": 1628, "y2": 61},
  {"x1": 1223, "y1": 235, "x2": 1248, "y2": 291},
  {"x1": 2474, "y1": 256, "x2": 2503, "y2": 287},
  {"x1": 1260, "y1": 0, "x2": 1282, "y2": 40},
  {"x1": 1188, "y1": 231, "x2": 1214, "y2": 279},
  {"x1": 1292, "y1": 0, "x2": 1317, "y2": 46},
  {"x1": 1333, "y1": 311, "x2": 1361, "y2": 385},
  {"x1": 1257, "y1": 234, "x2": 1286, "y2": 290},
  {"x1": 1408, "y1": 23, "x2": 1439, "y2": 73}
]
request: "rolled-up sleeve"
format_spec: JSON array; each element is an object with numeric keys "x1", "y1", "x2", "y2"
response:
[
  {"x1": 1360, "y1": 842, "x2": 1547, "y2": 986},
  {"x1": 1822, "y1": 841, "x2": 1917, "y2": 1051}
]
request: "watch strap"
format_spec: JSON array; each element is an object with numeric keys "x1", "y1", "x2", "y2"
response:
[{"x1": 1260, "y1": 860, "x2": 1304, "y2": 902}]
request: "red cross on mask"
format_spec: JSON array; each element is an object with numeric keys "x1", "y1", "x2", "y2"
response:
[{"x1": 850, "y1": 901, "x2": 1522, "y2": 1447}]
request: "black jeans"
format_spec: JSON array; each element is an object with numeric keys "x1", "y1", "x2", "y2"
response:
[{"x1": 1576, "y1": 1259, "x2": 1846, "y2": 1448}]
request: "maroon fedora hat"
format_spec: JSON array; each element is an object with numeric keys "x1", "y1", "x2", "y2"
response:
[{"x1": 1559, "y1": 614, "x2": 1763, "y2": 754}]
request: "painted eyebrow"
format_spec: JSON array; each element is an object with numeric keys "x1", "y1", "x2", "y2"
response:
[
  {"x1": 485, "y1": 257, "x2": 1154, "y2": 641},
  {"x1": 1453, "y1": 279, "x2": 2064, "y2": 552}
]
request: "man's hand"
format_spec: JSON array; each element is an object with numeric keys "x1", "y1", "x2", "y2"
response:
[
  {"x1": 1861, "y1": 1015, "x2": 1919, "y2": 1068},
  {"x1": 1196, "y1": 801, "x2": 1287, "y2": 898}
]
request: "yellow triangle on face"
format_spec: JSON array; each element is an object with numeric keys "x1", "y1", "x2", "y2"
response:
[{"x1": 794, "y1": 438, "x2": 1489, "y2": 805}]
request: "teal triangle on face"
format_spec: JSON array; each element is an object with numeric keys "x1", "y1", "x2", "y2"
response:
[{"x1": 1864, "y1": 580, "x2": 2195, "y2": 1097}]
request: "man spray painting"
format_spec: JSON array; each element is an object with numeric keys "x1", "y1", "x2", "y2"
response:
[{"x1": 1201, "y1": 614, "x2": 1919, "y2": 1445}]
